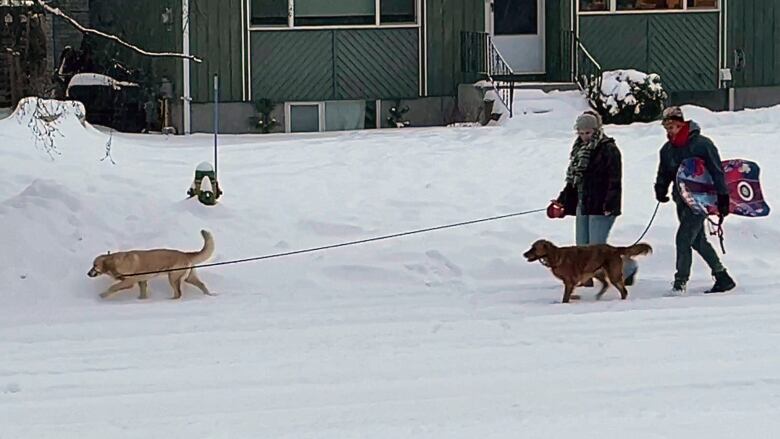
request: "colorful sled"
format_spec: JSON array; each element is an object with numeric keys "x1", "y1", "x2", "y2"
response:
[{"x1": 676, "y1": 157, "x2": 770, "y2": 218}]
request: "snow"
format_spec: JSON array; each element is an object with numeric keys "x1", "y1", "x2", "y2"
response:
[
  {"x1": 1, "y1": 92, "x2": 780, "y2": 438},
  {"x1": 598, "y1": 70, "x2": 664, "y2": 116},
  {"x1": 196, "y1": 161, "x2": 214, "y2": 172},
  {"x1": 66, "y1": 73, "x2": 139, "y2": 94},
  {"x1": 200, "y1": 175, "x2": 213, "y2": 192}
]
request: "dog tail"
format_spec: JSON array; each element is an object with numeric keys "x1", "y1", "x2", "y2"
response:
[
  {"x1": 618, "y1": 242, "x2": 653, "y2": 258},
  {"x1": 188, "y1": 229, "x2": 215, "y2": 265}
]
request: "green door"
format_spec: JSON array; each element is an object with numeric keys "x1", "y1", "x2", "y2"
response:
[{"x1": 728, "y1": 0, "x2": 780, "y2": 87}]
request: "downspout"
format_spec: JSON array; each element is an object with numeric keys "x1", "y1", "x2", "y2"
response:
[{"x1": 182, "y1": 0, "x2": 192, "y2": 134}]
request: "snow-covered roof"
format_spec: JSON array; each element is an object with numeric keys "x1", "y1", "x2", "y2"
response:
[{"x1": 66, "y1": 73, "x2": 138, "y2": 96}]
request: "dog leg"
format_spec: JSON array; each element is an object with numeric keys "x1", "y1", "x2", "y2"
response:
[
  {"x1": 595, "y1": 271, "x2": 609, "y2": 300},
  {"x1": 100, "y1": 279, "x2": 135, "y2": 299},
  {"x1": 138, "y1": 280, "x2": 149, "y2": 300},
  {"x1": 562, "y1": 282, "x2": 576, "y2": 303},
  {"x1": 168, "y1": 272, "x2": 185, "y2": 300},
  {"x1": 606, "y1": 259, "x2": 629, "y2": 300},
  {"x1": 184, "y1": 269, "x2": 214, "y2": 296}
]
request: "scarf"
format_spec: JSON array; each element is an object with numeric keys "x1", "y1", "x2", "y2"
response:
[
  {"x1": 669, "y1": 121, "x2": 691, "y2": 148},
  {"x1": 566, "y1": 130, "x2": 603, "y2": 191}
]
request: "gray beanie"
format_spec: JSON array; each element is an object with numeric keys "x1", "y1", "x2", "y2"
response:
[{"x1": 574, "y1": 113, "x2": 601, "y2": 131}]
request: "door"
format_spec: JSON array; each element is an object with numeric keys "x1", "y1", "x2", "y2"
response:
[
  {"x1": 727, "y1": 0, "x2": 779, "y2": 88},
  {"x1": 490, "y1": 0, "x2": 545, "y2": 74}
]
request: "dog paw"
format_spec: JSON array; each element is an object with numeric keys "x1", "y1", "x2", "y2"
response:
[{"x1": 99, "y1": 292, "x2": 110, "y2": 299}]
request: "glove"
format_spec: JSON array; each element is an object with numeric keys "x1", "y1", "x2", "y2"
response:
[
  {"x1": 655, "y1": 185, "x2": 670, "y2": 203},
  {"x1": 717, "y1": 193, "x2": 730, "y2": 217}
]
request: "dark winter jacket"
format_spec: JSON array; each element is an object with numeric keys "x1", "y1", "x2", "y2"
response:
[
  {"x1": 557, "y1": 136, "x2": 622, "y2": 216},
  {"x1": 654, "y1": 121, "x2": 728, "y2": 204}
]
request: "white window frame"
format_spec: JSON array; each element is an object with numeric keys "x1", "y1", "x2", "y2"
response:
[
  {"x1": 249, "y1": 0, "x2": 420, "y2": 30},
  {"x1": 285, "y1": 102, "x2": 325, "y2": 133},
  {"x1": 577, "y1": 0, "x2": 720, "y2": 15}
]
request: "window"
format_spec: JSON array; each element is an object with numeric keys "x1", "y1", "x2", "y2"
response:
[
  {"x1": 325, "y1": 101, "x2": 365, "y2": 131},
  {"x1": 579, "y1": 0, "x2": 609, "y2": 11},
  {"x1": 251, "y1": 0, "x2": 418, "y2": 27},
  {"x1": 251, "y1": 0, "x2": 287, "y2": 26},
  {"x1": 495, "y1": 0, "x2": 538, "y2": 35},
  {"x1": 294, "y1": 0, "x2": 375, "y2": 26},
  {"x1": 687, "y1": 0, "x2": 718, "y2": 8},
  {"x1": 288, "y1": 103, "x2": 322, "y2": 133},
  {"x1": 381, "y1": 0, "x2": 416, "y2": 24},
  {"x1": 616, "y1": 0, "x2": 682, "y2": 10},
  {"x1": 579, "y1": 0, "x2": 717, "y2": 12}
]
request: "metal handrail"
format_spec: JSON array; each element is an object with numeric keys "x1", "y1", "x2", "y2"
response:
[
  {"x1": 460, "y1": 31, "x2": 515, "y2": 118},
  {"x1": 563, "y1": 30, "x2": 603, "y2": 94}
]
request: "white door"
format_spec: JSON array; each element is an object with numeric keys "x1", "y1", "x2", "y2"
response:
[{"x1": 490, "y1": 0, "x2": 545, "y2": 74}]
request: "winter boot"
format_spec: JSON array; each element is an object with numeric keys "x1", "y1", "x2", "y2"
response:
[
  {"x1": 666, "y1": 279, "x2": 687, "y2": 296},
  {"x1": 706, "y1": 270, "x2": 736, "y2": 294}
]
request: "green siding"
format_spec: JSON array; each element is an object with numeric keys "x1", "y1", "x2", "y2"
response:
[
  {"x1": 580, "y1": 12, "x2": 719, "y2": 91},
  {"x1": 648, "y1": 14, "x2": 718, "y2": 92},
  {"x1": 728, "y1": 0, "x2": 780, "y2": 87},
  {"x1": 335, "y1": 29, "x2": 419, "y2": 99},
  {"x1": 189, "y1": 0, "x2": 244, "y2": 102},
  {"x1": 251, "y1": 31, "x2": 333, "y2": 101},
  {"x1": 250, "y1": 28, "x2": 419, "y2": 101},
  {"x1": 426, "y1": 0, "x2": 484, "y2": 96}
]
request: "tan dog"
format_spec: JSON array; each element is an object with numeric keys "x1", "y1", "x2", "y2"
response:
[
  {"x1": 88, "y1": 230, "x2": 215, "y2": 300},
  {"x1": 523, "y1": 239, "x2": 652, "y2": 303}
]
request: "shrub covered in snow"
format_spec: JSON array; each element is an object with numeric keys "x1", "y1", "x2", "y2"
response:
[{"x1": 586, "y1": 70, "x2": 668, "y2": 125}]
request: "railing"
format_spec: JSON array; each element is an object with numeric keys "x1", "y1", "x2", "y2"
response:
[
  {"x1": 461, "y1": 31, "x2": 514, "y2": 118},
  {"x1": 562, "y1": 30, "x2": 603, "y2": 95}
]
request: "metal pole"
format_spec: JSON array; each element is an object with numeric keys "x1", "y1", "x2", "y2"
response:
[
  {"x1": 213, "y1": 74, "x2": 219, "y2": 179},
  {"x1": 182, "y1": 0, "x2": 191, "y2": 134}
]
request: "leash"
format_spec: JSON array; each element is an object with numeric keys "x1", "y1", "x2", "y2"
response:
[
  {"x1": 121, "y1": 207, "x2": 547, "y2": 277},
  {"x1": 119, "y1": 200, "x2": 665, "y2": 278},
  {"x1": 707, "y1": 215, "x2": 726, "y2": 254},
  {"x1": 630, "y1": 201, "x2": 660, "y2": 246}
]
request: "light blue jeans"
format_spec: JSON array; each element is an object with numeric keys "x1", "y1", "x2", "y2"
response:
[{"x1": 576, "y1": 203, "x2": 638, "y2": 280}]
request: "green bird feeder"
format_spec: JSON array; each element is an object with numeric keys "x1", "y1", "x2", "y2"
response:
[{"x1": 187, "y1": 162, "x2": 222, "y2": 205}]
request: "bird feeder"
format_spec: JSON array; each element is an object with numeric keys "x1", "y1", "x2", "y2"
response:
[{"x1": 187, "y1": 161, "x2": 222, "y2": 205}]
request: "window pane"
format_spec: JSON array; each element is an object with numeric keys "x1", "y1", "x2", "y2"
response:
[
  {"x1": 579, "y1": 0, "x2": 609, "y2": 11},
  {"x1": 617, "y1": 0, "x2": 683, "y2": 10},
  {"x1": 495, "y1": 0, "x2": 537, "y2": 35},
  {"x1": 325, "y1": 101, "x2": 365, "y2": 131},
  {"x1": 251, "y1": 0, "x2": 287, "y2": 26},
  {"x1": 687, "y1": 0, "x2": 718, "y2": 8},
  {"x1": 381, "y1": 0, "x2": 416, "y2": 24},
  {"x1": 295, "y1": 0, "x2": 375, "y2": 26},
  {"x1": 290, "y1": 104, "x2": 320, "y2": 133}
]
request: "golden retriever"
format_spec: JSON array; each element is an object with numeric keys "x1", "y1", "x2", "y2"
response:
[
  {"x1": 523, "y1": 239, "x2": 652, "y2": 303},
  {"x1": 88, "y1": 230, "x2": 215, "y2": 300}
]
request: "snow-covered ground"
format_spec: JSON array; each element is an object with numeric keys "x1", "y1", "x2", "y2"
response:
[{"x1": 1, "y1": 91, "x2": 779, "y2": 438}]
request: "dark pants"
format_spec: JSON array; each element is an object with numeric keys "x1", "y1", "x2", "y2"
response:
[{"x1": 675, "y1": 201, "x2": 724, "y2": 282}]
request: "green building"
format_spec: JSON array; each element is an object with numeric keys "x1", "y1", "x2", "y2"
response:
[{"x1": 89, "y1": 0, "x2": 779, "y2": 133}]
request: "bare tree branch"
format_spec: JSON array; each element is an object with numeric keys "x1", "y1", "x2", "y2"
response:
[{"x1": 36, "y1": 0, "x2": 203, "y2": 63}]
